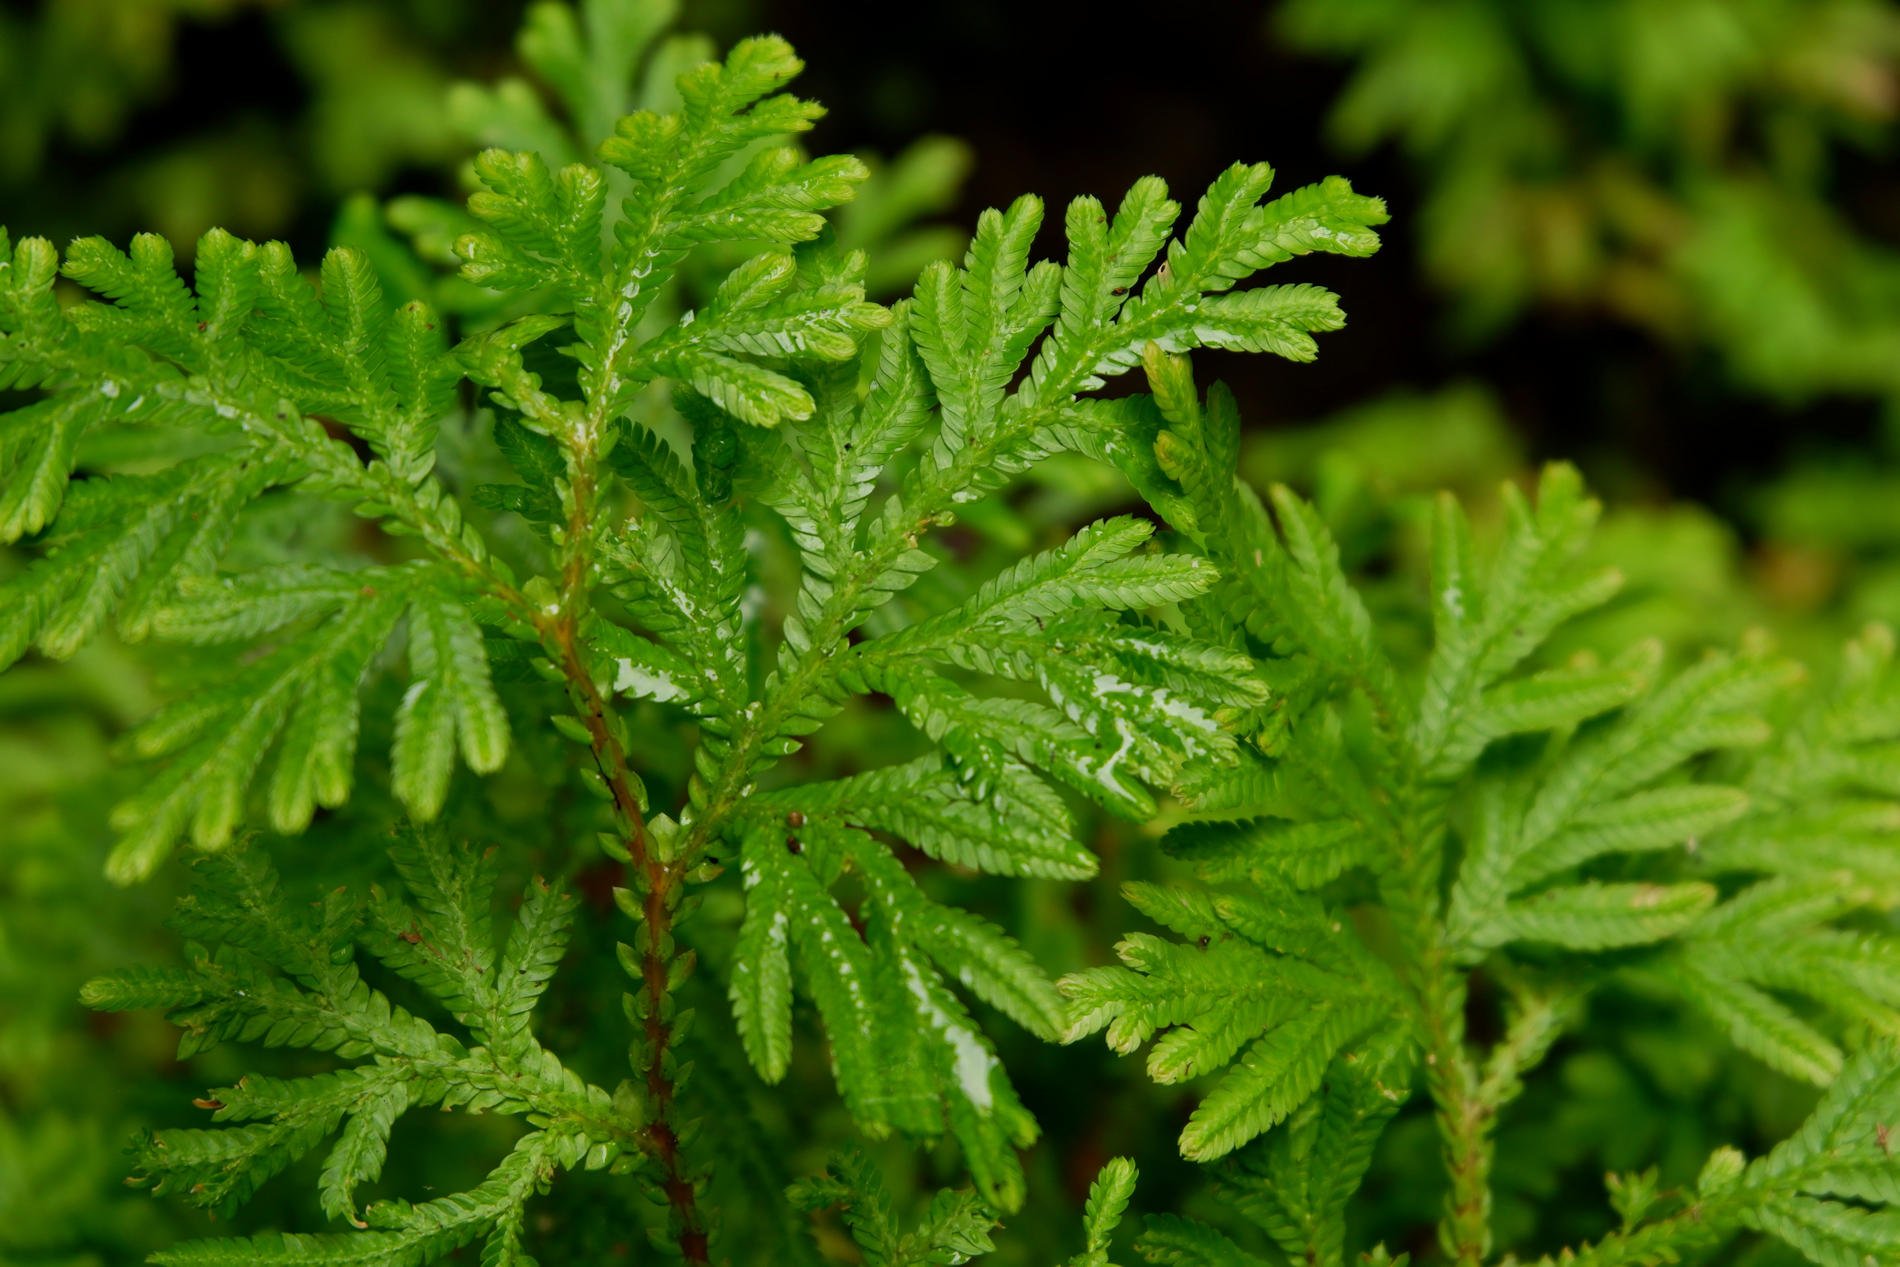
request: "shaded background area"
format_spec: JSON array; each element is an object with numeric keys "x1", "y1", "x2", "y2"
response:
[
  {"x1": 2, "y1": 1, "x2": 1898, "y2": 1263},
  {"x1": 8, "y1": 0, "x2": 1896, "y2": 511},
  {"x1": 782, "y1": 0, "x2": 1899, "y2": 502}
]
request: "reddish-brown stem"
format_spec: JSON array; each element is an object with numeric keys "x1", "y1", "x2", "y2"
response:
[
  {"x1": 546, "y1": 614, "x2": 708, "y2": 1261},
  {"x1": 537, "y1": 452, "x2": 708, "y2": 1262}
]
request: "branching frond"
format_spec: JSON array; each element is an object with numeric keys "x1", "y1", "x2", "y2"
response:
[
  {"x1": 81, "y1": 837, "x2": 619, "y2": 1263},
  {"x1": 15, "y1": 3, "x2": 1398, "y2": 1257},
  {"x1": 1063, "y1": 353, "x2": 1900, "y2": 1264},
  {"x1": 787, "y1": 1150, "x2": 1142, "y2": 1267}
]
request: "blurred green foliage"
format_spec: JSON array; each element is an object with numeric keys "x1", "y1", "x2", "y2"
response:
[
  {"x1": 1272, "y1": 0, "x2": 1900, "y2": 646},
  {"x1": 1278, "y1": 0, "x2": 1900, "y2": 400},
  {"x1": 0, "y1": 1, "x2": 506, "y2": 247}
]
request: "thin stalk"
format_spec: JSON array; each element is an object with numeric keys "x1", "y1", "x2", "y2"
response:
[
  {"x1": 544, "y1": 421, "x2": 709, "y2": 1263},
  {"x1": 1382, "y1": 790, "x2": 1492, "y2": 1267},
  {"x1": 1418, "y1": 943, "x2": 1492, "y2": 1267}
]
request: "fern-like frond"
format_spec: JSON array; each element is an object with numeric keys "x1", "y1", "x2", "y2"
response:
[
  {"x1": 787, "y1": 1148, "x2": 996, "y2": 1267},
  {"x1": 100, "y1": 566, "x2": 509, "y2": 880},
  {"x1": 787, "y1": 1150, "x2": 1143, "y2": 1267},
  {"x1": 81, "y1": 837, "x2": 626, "y2": 1262},
  {"x1": 725, "y1": 815, "x2": 1050, "y2": 1208},
  {"x1": 1520, "y1": 1044, "x2": 1900, "y2": 1267},
  {"x1": 11, "y1": 3, "x2": 1401, "y2": 1253},
  {"x1": 1063, "y1": 878, "x2": 1404, "y2": 1163},
  {"x1": 0, "y1": 224, "x2": 519, "y2": 879},
  {"x1": 1066, "y1": 353, "x2": 1900, "y2": 1260}
]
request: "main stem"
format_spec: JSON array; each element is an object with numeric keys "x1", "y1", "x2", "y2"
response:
[
  {"x1": 1385, "y1": 792, "x2": 1493, "y2": 1267},
  {"x1": 544, "y1": 444, "x2": 709, "y2": 1263},
  {"x1": 1418, "y1": 944, "x2": 1491, "y2": 1267}
]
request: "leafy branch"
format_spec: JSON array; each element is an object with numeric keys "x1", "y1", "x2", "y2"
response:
[
  {"x1": 7, "y1": 1, "x2": 1391, "y2": 1256},
  {"x1": 1062, "y1": 350, "x2": 1900, "y2": 1267},
  {"x1": 81, "y1": 834, "x2": 619, "y2": 1265}
]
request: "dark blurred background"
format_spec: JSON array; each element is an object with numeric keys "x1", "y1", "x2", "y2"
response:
[{"x1": 6, "y1": 0, "x2": 1897, "y2": 515}]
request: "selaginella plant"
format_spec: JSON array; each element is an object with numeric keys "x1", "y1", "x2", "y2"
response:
[
  {"x1": 4, "y1": 3, "x2": 1897, "y2": 1265},
  {"x1": 0, "y1": 2, "x2": 1388, "y2": 1259},
  {"x1": 1063, "y1": 349, "x2": 1900, "y2": 1264}
]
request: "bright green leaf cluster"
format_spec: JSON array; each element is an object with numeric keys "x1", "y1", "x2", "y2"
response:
[
  {"x1": 670, "y1": 160, "x2": 1383, "y2": 1208},
  {"x1": 11, "y1": 2, "x2": 1899, "y2": 1263}
]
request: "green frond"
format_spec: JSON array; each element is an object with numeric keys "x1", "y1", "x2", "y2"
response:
[
  {"x1": 824, "y1": 530, "x2": 1253, "y2": 830},
  {"x1": 27, "y1": 1, "x2": 1897, "y2": 1261},
  {"x1": 81, "y1": 840, "x2": 622, "y2": 1262},
  {"x1": 733, "y1": 819, "x2": 1052, "y2": 1210},
  {"x1": 600, "y1": 417, "x2": 750, "y2": 721},
  {"x1": 729, "y1": 833, "x2": 794, "y2": 1083},
  {"x1": 1073, "y1": 1156, "x2": 1138, "y2": 1266},
  {"x1": 130, "y1": 1073, "x2": 367, "y2": 1214},
  {"x1": 367, "y1": 827, "x2": 501, "y2": 1038},
  {"x1": 494, "y1": 878, "x2": 577, "y2": 1053},
  {"x1": 394, "y1": 584, "x2": 512, "y2": 819},
  {"x1": 646, "y1": 247, "x2": 889, "y2": 428},
  {"x1": 0, "y1": 211, "x2": 523, "y2": 884},
  {"x1": 1444, "y1": 642, "x2": 1796, "y2": 959},
  {"x1": 908, "y1": 1190, "x2": 998, "y2": 1266},
  {"x1": 318, "y1": 1080, "x2": 411, "y2": 1225},
  {"x1": 907, "y1": 900, "x2": 1066, "y2": 1043},
  {"x1": 749, "y1": 826, "x2": 893, "y2": 1127},
  {"x1": 1528, "y1": 1045, "x2": 1900, "y2": 1267},
  {"x1": 1135, "y1": 1216, "x2": 1272, "y2": 1267},
  {"x1": 763, "y1": 757, "x2": 1092, "y2": 880},
  {"x1": 919, "y1": 516, "x2": 1217, "y2": 634},
  {"x1": 500, "y1": 33, "x2": 884, "y2": 421},
  {"x1": 149, "y1": 1134, "x2": 560, "y2": 1267},
  {"x1": 0, "y1": 454, "x2": 283, "y2": 670},
  {"x1": 1229, "y1": 1029, "x2": 1412, "y2": 1267},
  {"x1": 788, "y1": 1148, "x2": 997, "y2": 1267},
  {"x1": 460, "y1": 148, "x2": 606, "y2": 301},
  {"x1": 1412, "y1": 466, "x2": 1621, "y2": 777},
  {"x1": 104, "y1": 568, "x2": 511, "y2": 880},
  {"x1": 1176, "y1": 1001, "x2": 1384, "y2": 1164},
  {"x1": 1650, "y1": 875, "x2": 1900, "y2": 1086},
  {"x1": 1472, "y1": 881, "x2": 1717, "y2": 954},
  {"x1": 474, "y1": 415, "x2": 564, "y2": 527},
  {"x1": 1699, "y1": 622, "x2": 1900, "y2": 899},
  {"x1": 788, "y1": 1148, "x2": 902, "y2": 1262},
  {"x1": 1262, "y1": 483, "x2": 1404, "y2": 727},
  {"x1": 1162, "y1": 817, "x2": 1372, "y2": 889},
  {"x1": 7, "y1": 3, "x2": 1428, "y2": 1254},
  {"x1": 1071, "y1": 350, "x2": 1900, "y2": 1223},
  {"x1": 1061, "y1": 876, "x2": 1398, "y2": 1163}
]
